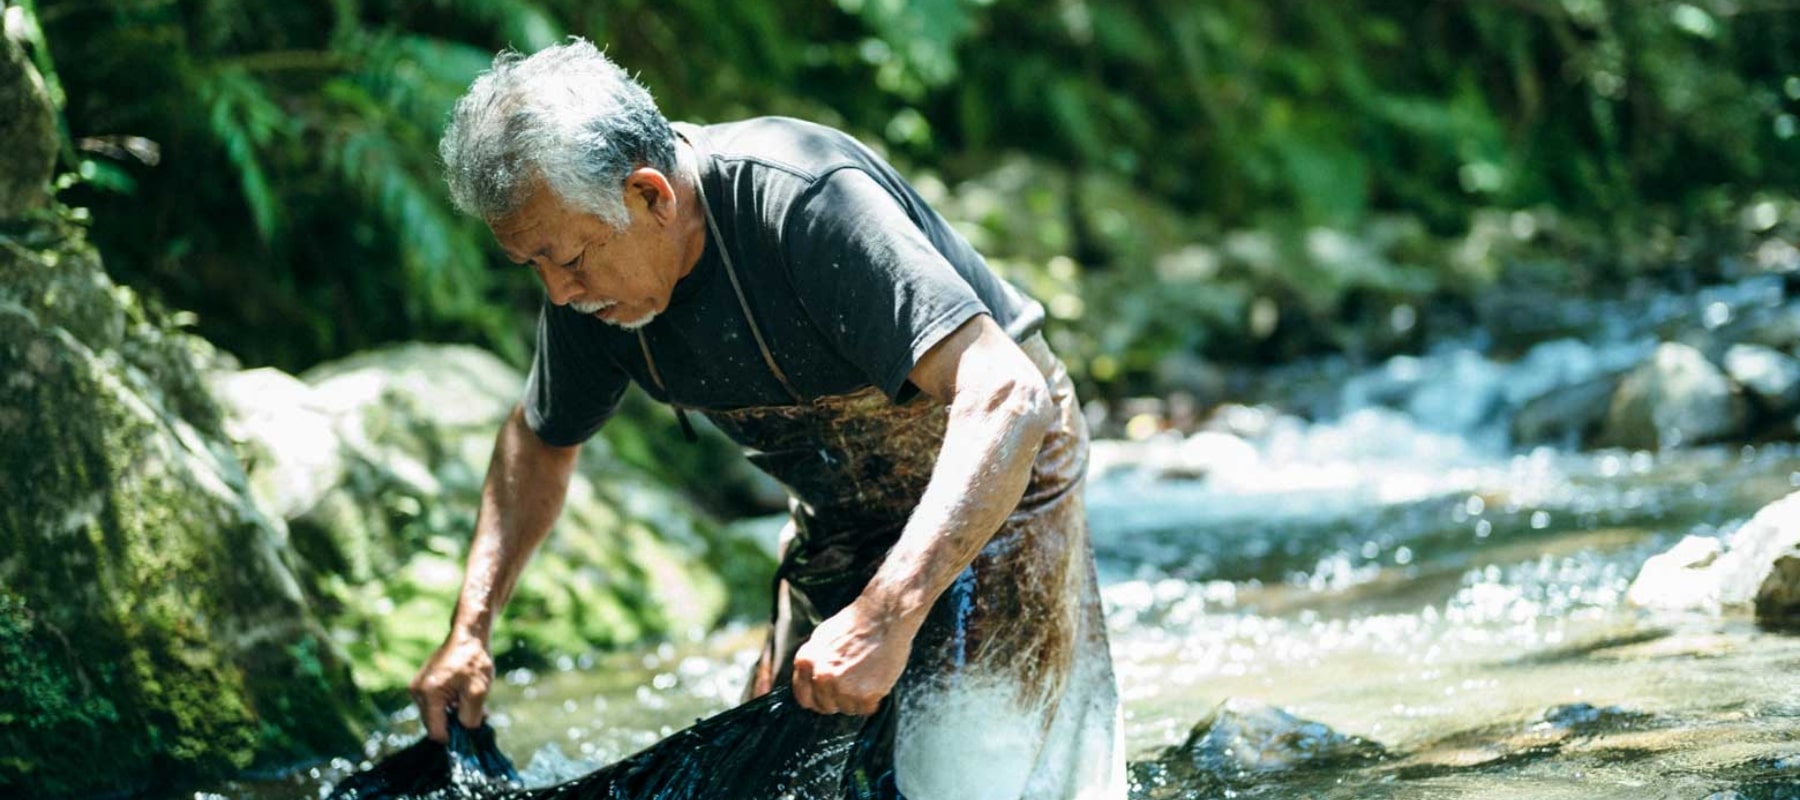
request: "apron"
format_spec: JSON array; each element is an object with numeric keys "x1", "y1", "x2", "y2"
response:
[{"x1": 633, "y1": 162, "x2": 1125, "y2": 800}]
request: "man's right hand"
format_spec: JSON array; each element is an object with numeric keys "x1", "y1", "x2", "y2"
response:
[{"x1": 409, "y1": 630, "x2": 495, "y2": 742}]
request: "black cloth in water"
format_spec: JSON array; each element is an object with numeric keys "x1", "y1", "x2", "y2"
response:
[{"x1": 326, "y1": 687, "x2": 900, "y2": 800}]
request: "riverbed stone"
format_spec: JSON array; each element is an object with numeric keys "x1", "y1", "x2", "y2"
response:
[
  {"x1": 1599, "y1": 342, "x2": 1747, "y2": 450},
  {"x1": 1722, "y1": 343, "x2": 1800, "y2": 413},
  {"x1": 1155, "y1": 698, "x2": 1386, "y2": 782},
  {"x1": 0, "y1": 219, "x2": 367, "y2": 796},
  {"x1": 1511, "y1": 371, "x2": 1625, "y2": 448}
]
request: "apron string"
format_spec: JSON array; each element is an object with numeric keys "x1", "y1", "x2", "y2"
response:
[
  {"x1": 690, "y1": 147, "x2": 808, "y2": 406},
  {"x1": 636, "y1": 331, "x2": 699, "y2": 443}
]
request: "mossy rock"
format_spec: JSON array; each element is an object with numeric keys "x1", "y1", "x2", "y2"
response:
[
  {"x1": 0, "y1": 221, "x2": 367, "y2": 796},
  {"x1": 274, "y1": 344, "x2": 770, "y2": 703}
]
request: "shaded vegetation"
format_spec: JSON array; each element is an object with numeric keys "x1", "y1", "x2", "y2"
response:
[{"x1": 20, "y1": 0, "x2": 1800, "y2": 383}]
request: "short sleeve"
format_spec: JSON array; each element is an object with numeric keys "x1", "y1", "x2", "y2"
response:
[
  {"x1": 781, "y1": 169, "x2": 989, "y2": 401},
  {"x1": 522, "y1": 300, "x2": 631, "y2": 446}
]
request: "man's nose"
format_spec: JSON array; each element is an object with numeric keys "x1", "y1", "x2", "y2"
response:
[{"x1": 540, "y1": 266, "x2": 583, "y2": 306}]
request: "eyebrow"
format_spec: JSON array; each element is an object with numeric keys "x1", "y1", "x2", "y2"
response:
[{"x1": 502, "y1": 245, "x2": 559, "y2": 265}]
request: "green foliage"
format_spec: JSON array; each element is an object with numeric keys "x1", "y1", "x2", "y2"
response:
[{"x1": 24, "y1": 0, "x2": 1800, "y2": 381}]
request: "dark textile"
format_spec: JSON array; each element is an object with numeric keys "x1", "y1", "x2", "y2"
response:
[
  {"x1": 720, "y1": 335, "x2": 1122, "y2": 797},
  {"x1": 325, "y1": 687, "x2": 899, "y2": 800},
  {"x1": 523, "y1": 117, "x2": 1045, "y2": 447}
]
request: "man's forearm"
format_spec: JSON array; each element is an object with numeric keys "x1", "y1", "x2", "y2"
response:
[
  {"x1": 451, "y1": 405, "x2": 580, "y2": 641},
  {"x1": 860, "y1": 374, "x2": 1055, "y2": 630}
]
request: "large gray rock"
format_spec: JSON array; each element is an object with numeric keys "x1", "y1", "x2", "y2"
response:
[
  {"x1": 283, "y1": 344, "x2": 761, "y2": 696},
  {"x1": 211, "y1": 367, "x2": 345, "y2": 519},
  {"x1": 1599, "y1": 342, "x2": 1747, "y2": 450},
  {"x1": 1722, "y1": 343, "x2": 1800, "y2": 413},
  {"x1": 1627, "y1": 491, "x2": 1800, "y2": 628},
  {"x1": 0, "y1": 220, "x2": 367, "y2": 796},
  {"x1": 0, "y1": 17, "x2": 58, "y2": 219},
  {"x1": 1511, "y1": 371, "x2": 1625, "y2": 448}
]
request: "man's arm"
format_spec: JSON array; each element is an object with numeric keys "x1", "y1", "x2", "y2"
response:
[
  {"x1": 411, "y1": 404, "x2": 580, "y2": 740},
  {"x1": 791, "y1": 314, "x2": 1054, "y2": 715}
]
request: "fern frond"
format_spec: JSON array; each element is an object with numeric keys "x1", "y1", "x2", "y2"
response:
[{"x1": 194, "y1": 65, "x2": 294, "y2": 245}]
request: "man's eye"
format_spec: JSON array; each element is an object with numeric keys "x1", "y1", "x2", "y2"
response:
[{"x1": 558, "y1": 255, "x2": 582, "y2": 271}]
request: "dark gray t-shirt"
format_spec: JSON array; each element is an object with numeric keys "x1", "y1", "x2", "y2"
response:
[{"x1": 524, "y1": 117, "x2": 1046, "y2": 447}]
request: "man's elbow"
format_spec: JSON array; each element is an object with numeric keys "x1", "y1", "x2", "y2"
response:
[{"x1": 982, "y1": 375, "x2": 1055, "y2": 444}]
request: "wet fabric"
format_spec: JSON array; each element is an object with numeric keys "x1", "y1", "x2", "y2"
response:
[
  {"x1": 717, "y1": 335, "x2": 1125, "y2": 800},
  {"x1": 326, "y1": 687, "x2": 898, "y2": 800}
]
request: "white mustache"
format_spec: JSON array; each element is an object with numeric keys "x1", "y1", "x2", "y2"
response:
[{"x1": 570, "y1": 299, "x2": 615, "y2": 314}]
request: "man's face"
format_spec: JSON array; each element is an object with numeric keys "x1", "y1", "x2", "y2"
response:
[{"x1": 490, "y1": 184, "x2": 679, "y2": 330}]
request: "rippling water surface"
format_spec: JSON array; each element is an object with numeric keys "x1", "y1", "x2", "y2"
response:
[{"x1": 194, "y1": 393, "x2": 1800, "y2": 799}]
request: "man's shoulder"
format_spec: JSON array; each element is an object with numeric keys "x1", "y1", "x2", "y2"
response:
[{"x1": 685, "y1": 116, "x2": 881, "y2": 185}]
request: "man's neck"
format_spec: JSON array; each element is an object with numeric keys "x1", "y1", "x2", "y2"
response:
[{"x1": 674, "y1": 139, "x2": 709, "y2": 281}]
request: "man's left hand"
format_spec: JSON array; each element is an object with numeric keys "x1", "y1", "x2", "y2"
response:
[{"x1": 791, "y1": 599, "x2": 917, "y2": 716}]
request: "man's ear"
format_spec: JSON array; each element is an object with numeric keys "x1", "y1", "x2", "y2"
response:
[{"x1": 627, "y1": 167, "x2": 676, "y2": 221}]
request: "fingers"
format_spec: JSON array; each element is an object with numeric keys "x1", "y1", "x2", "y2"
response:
[
  {"x1": 411, "y1": 636, "x2": 495, "y2": 742},
  {"x1": 456, "y1": 681, "x2": 488, "y2": 731},
  {"x1": 792, "y1": 657, "x2": 819, "y2": 712},
  {"x1": 413, "y1": 683, "x2": 451, "y2": 743},
  {"x1": 791, "y1": 656, "x2": 885, "y2": 716}
]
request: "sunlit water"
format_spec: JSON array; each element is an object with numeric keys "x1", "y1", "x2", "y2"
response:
[{"x1": 192, "y1": 329, "x2": 1800, "y2": 799}]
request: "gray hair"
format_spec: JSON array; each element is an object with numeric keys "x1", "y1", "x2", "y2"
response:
[{"x1": 440, "y1": 39, "x2": 676, "y2": 227}]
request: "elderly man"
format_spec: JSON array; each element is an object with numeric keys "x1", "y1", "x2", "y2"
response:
[{"x1": 410, "y1": 39, "x2": 1122, "y2": 798}]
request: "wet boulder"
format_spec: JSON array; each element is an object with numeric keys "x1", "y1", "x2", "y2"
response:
[
  {"x1": 1599, "y1": 342, "x2": 1747, "y2": 450},
  {"x1": 0, "y1": 219, "x2": 368, "y2": 796},
  {"x1": 1130, "y1": 698, "x2": 1386, "y2": 797},
  {"x1": 1627, "y1": 492, "x2": 1800, "y2": 628},
  {"x1": 1722, "y1": 343, "x2": 1800, "y2": 415},
  {"x1": 1511, "y1": 371, "x2": 1625, "y2": 448},
  {"x1": 1626, "y1": 535, "x2": 1728, "y2": 613}
]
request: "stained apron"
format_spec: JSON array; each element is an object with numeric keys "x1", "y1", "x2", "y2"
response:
[{"x1": 633, "y1": 166, "x2": 1125, "y2": 799}]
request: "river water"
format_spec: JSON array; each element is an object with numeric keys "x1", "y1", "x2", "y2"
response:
[{"x1": 198, "y1": 336, "x2": 1800, "y2": 799}]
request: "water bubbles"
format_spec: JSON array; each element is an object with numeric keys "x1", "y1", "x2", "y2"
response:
[
  {"x1": 1530, "y1": 511, "x2": 1551, "y2": 530},
  {"x1": 1394, "y1": 546, "x2": 1414, "y2": 566},
  {"x1": 1465, "y1": 495, "x2": 1487, "y2": 516},
  {"x1": 1599, "y1": 454, "x2": 1622, "y2": 478},
  {"x1": 1475, "y1": 520, "x2": 1493, "y2": 538}
]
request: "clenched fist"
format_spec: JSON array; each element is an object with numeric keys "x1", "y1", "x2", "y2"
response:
[
  {"x1": 410, "y1": 631, "x2": 495, "y2": 741},
  {"x1": 792, "y1": 599, "x2": 919, "y2": 716}
]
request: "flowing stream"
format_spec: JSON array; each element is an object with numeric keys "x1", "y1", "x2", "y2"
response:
[{"x1": 193, "y1": 328, "x2": 1800, "y2": 800}]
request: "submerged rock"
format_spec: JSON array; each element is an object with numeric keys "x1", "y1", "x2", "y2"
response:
[
  {"x1": 1130, "y1": 698, "x2": 1386, "y2": 797},
  {"x1": 1389, "y1": 702, "x2": 1654, "y2": 780},
  {"x1": 0, "y1": 218, "x2": 368, "y2": 795},
  {"x1": 1600, "y1": 342, "x2": 1747, "y2": 450}
]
